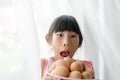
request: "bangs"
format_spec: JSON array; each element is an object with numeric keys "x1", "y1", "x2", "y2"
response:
[{"x1": 54, "y1": 15, "x2": 80, "y2": 35}]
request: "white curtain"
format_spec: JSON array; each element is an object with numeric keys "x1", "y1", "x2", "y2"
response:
[
  {"x1": 81, "y1": 0, "x2": 120, "y2": 80},
  {"x1": 98, "y1": 0, "x2": 120, "y2": 79},
  {"x1": 0, "y1": 0, "x2": 120, "y2": 80},
  {"x1": 0, "y1": 0, "x2": 40, "y2": 80}
]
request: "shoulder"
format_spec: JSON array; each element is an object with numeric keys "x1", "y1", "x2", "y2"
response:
[
  {"x1": 41, "y1": 58, "x2": 47, "y2": 69},
  {"x1": 41, "y1": 58, "x2": 48, "y2": 66},
  {"x1": 41, "y1": 58, "x2": 48, "y2": 77},
  {"x1": 41, "y1": 58, "x2": 46, "y2": 65}
]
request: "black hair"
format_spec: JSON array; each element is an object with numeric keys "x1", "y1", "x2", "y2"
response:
[{"x1": 48, "y1": 15, "x2": 83, "y2": 47}]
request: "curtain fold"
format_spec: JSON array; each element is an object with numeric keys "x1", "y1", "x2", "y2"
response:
[
  {"x1": 0, "y1": 0, "x2": 40, "y2": 80},
  {"x1": 0, "y1": 0, "x2": 120, "y2": 80},
  {"x1": 83, "y1": 0, "x2": 120, "y2": 79},
  {"x1": 100, "y1": 0, "x2": 120, "y2": 79}
]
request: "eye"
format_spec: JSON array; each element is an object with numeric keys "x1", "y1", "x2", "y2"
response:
[
  {"x1": 71, "y1": 34, "x2": 77, "y2": 38},
  {"x1": 57, "y1": 33, "x2": 63, "y2": 37}
]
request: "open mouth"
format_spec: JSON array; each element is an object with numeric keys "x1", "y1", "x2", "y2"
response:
[{"x1": 60, "y1": 51, "x2": 70, "y2": 57}]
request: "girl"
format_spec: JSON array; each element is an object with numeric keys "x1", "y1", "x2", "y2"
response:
[{"x1": 41, "y1": 15, "x2": 94, "y2": 79}]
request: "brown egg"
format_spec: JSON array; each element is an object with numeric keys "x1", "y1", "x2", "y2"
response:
[
  {"x1": 70, "y1": 61, "x2": 83, "y2": 72},
  {"x1": 86, "y1": 68, "x2": 95, "y2": 78},
  {"x1": 56, "y1": 59, "x2": 69, "y2": 68},
  {"x1": 82, "y1": 71, "x2": 91, "y2": 79},
  {"x1": 51, "y1": 65, "x2": 69, "y2": 77},
  {"x1": 68, "y1": 71, "x2": 82, "y2": 79},
  {"x1": 64, "y1": 56, "x2": 73, "y2": 66},
  {"x1": 76, "y1": 60, "x2": 85, "y2": 71}
]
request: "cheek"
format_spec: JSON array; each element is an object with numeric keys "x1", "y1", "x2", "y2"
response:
[
  {"x1": 71, "y1": 41, "x2": 79, "y2": 55},
  {"x1": 70, "y1": 41, "x2": 79, "y2": 54},
  {"x1": 72, "y1": 39, "x2": 79, "y2": 47},
  {"x1": 72, "y1": 42, "x2": 79, "y2": 50},
  {"x1": 51, "y1": 38, "x2": 61, "y2": 51},
  {"x1": 52, "y1": 36, "x2": 63, "y2": 45},
  {"x1": 52, "y1": 38, "x2": 61, "y2": 46}
]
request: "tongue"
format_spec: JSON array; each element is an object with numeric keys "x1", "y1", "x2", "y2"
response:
[{"x1": 61, "y1": 52, "x2": 69, "y2": 57}]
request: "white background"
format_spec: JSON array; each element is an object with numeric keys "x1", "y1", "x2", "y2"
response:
[{"x1": 0, "y1": 0, "x2": 120, "y2": 80}]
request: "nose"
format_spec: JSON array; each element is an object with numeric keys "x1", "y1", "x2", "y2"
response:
[
  {"x1": 63, "y1": 37, "x2": 70, "y2": 46},
  {"x1": 64, "y1": 43, "x2": 69, "y2": 46}
]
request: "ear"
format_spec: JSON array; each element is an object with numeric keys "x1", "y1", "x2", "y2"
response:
[{"x1": 45, "y1": 34, "x2": 52, "y2": 45}]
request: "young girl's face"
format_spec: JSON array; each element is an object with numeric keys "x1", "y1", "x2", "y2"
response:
[{"x1": 50, "y1": 31, "x2": 79, "y2": 59}]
